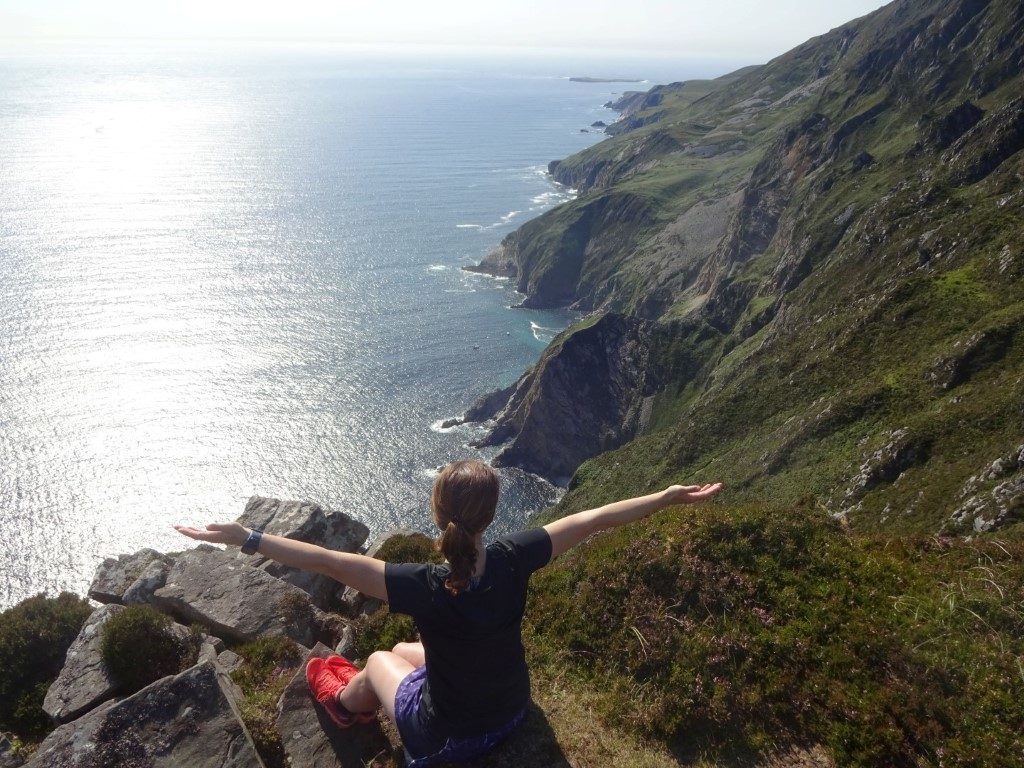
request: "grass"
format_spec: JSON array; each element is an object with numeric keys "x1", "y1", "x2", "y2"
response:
[{"x1": 230, "y1": 636, "x2": 304, "y2": 768}]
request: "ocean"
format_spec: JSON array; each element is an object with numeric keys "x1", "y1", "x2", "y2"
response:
[{"x1": 0, "y1": 41, "x2": 728, "y2": 608}]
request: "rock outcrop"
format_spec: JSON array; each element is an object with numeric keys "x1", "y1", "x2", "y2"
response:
[
  {"x1": 275, "y1": 643, "x2": 389, "y2": 768},
  {"x1": 26, "y1": 660, "x2": 264, "y2": 768},
  {"x1": 42, "y1": 604, "x2": 125, "y2": 724},
  {"x1": 236, "y1": 496, "x2": 369, "y2": 608},
  {"x1": 948, "y1": 444, "x2": 1024, "y2": 532},
  {"x1": 469, "y1": 314, "x2": 660, "y2": 484},
  {"x1": 153, "y1": 545, "x2": 329, "y2": 646},
  {"x1": 88, "y1": 549, "x2": 172, "y2": 605}
]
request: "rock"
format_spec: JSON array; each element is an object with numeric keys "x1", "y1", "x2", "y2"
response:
[
  {"x1": 276, "y1": 643, "x2": 389, "y2": 768},
  {"x1": 0, "y1": 733, "x2": 23, "y2": 768},
  {"x1": 949, "y1": 445, "x2": 1024, "y2": 532},
  {"x1": 26, "y1": 660, "x2": 264, "y2": 768},
  {"x1": 926, "y1": 324, "x2": 1017, "y2": 391},
  {"x1": 153, "y1": 545, "x2": 328, "y2": 646},
  {"x1": 851, "y1": 150, "x2": 874, "y2": 170},
  {"x1": 844, "y1": 428, "x2": 931, "y2": 504},
  {"x1": 88, "y1": 549, "x2": 172, "y2": 605},
  {"x1": 591, "y1": 120, "x2": 607, "y2": 128},
  {"x1": 122, "y1": 557, "x2": 173, "y2": 606},
  {"x1": 473, "y1": 313, "x2": 660, "y2": 484},
  {"x1": 463, "y1": 381, "x2": 518, "y2": 423},
  {"x1": 920, "y1": 101, "x2": 984, "y2": 151},
  {"x1": 43, "y1": 604, "x2": 124, "y2": 724},
  {"x1": 439, "y1": 416, "x2": 462, "y2": 429},
  {"x1": 335, "y1": 624, "x2": 357, "y2": 659},
  {"x1": 216, "y1": 649, "x2": 245, "y2": 674},
  {"x1": 236, "y1": 496, "x2": 369, "y2": 608}
]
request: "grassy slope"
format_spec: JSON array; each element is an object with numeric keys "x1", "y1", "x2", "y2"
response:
[{"x1": 534, "y1": 0, "x2": 1024, "y2": 537}]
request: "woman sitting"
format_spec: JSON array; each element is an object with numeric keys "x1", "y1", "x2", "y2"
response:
[{"x1": 175, "y1": 459, "x2": 721, "y2": 766}]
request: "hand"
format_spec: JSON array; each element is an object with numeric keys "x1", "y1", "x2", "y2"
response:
[
  {"x1": 172, "y1": 522, "x2": 249, "y2": 547},
  {"x1": 662, "y1": 483, "x2": 723, "y2": 506}
]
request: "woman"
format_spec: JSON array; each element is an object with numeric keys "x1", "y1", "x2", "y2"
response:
[{"x1": 175, "y1": 459, "x2": 721, "y2": 766}]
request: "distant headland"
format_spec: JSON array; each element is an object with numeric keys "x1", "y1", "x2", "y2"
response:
[{"x1": 568, "y1": 76, "x2": 643, "y2": 83}]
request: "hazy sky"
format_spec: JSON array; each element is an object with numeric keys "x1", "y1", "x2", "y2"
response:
[{"x1": 2, "y1": 1, "x2": 891, "y2": 60}]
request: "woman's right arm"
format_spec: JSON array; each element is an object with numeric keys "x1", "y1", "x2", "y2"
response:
[
  {"x1": 542, "y1": 483, "x2": 722, "y2": 560},
  {"x1": 173, "y1": 522, "x2": 388, "y2": 600}
]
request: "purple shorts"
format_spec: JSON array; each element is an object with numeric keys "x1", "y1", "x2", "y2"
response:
[{"x1": 394, "y1": 666, "x2": 526, "y2": 767}]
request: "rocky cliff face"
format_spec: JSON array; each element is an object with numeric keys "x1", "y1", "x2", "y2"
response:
[
  {"x1": 466, "y1": 0, "x2": 1024, "y2": 533},
  {"x1": 24, "y1": 502, "x2": 408, "y2": 768}
]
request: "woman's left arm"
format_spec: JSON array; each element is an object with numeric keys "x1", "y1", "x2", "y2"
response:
[{"x1": 173, "y1": 522, "x2": 388, "y2": 601}]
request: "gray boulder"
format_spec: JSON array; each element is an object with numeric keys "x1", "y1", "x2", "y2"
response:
[
  {"x1": 0, "y1": 733, "x2": 23, "y2": 768},
  {"x1": 153, "y1": 545, "x2": 328, "y2": 646},
  {"x1": 122, "y1": 556, "x2": 173, "y2": 606},
  {"x1": 26, "y1": 659, "x2": 264, "y2": 768},
  {"x1": 216, "y1": 649, "x2": 245, "y2": 674},
  {"x1": 42, "y1": 605, "x2": 124, "y2": 724},
  {"x1": 276, "y1": 643, "x2": 389, "y2": 768},
  {"x1": 237, "y1": 496, "x2": 370, "y2": 608},
  {"x1": 88, "y1": 549, "x2": 172, "y2": 604}
]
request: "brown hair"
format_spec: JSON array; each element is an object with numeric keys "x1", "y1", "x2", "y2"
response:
[{"x1": 432, "y1": 459, "x2": 499, "y2": 596}]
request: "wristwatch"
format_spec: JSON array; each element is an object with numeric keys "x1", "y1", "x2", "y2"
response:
[{"x1": 241, "y1": 529, "x2": 264, "y2": 555}]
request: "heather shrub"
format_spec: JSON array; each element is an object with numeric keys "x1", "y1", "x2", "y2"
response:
[
  {"x1": 0, "y1": 592, "x2": 92, "y2": 739},
  {"x1": 524, "y1": 504, "x2": 1024, "y2": 765},
  {"x1": 99, "y1": 605, "x2": 197, "y2": 694},
  {"x1": 231, "y1": 636, "x2": 303, "y2": 768}
]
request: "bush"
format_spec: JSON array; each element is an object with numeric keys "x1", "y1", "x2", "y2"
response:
[
  {"x1": 374, "y1": 532, "x2": 443, "y2": 565},
  {"x1": 0, "y1": 592, "x2": 92, "y2": 740},
  {"x1": 100, "y1": 605, "x2": 197, "y2": 694}
]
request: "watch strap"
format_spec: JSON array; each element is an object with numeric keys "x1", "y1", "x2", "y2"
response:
[{"x1": 241, "y1": 529, "x2": 263, "y2": 555}]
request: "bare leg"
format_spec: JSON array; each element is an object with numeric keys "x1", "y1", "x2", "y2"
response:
[
  {"x1": 337, "y1": 651, "x2": 415, "y2": 722},
  {"x1": 391, "y1": 641, "x2": 425, "y2": 668}
]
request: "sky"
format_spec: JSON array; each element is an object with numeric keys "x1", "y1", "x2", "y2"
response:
[{"x1": 1, "y1": 1, "x2": 892, "y2": 61}]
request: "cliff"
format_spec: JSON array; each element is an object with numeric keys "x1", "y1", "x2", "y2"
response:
[{"x1": 464, "y1": 0, "x2": 1024, "y2": 538}]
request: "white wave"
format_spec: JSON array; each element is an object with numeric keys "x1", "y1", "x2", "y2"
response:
[
  {"x1": 530, "y1": 321, "x2": 563, "y2": 342},
  {"x1": 428, "y1": 264, "x2": 448, "y2": 271},
  {"x1": 462, "y1": 270, "x2": 510, "y2": 282},
  {"x1": 500, "y1": 210, "x2": 521, "y2": 223},
  {"x1": 456, "y1": 223, "x2": 484, "y2": 229},
  {"x1": 430, "y1": 418, "x2": 463, "y2": 434}
]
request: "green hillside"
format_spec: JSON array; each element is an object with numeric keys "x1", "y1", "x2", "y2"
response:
[
  {"x1": 470, "y1": 0, "x2": 1024, "y2": 538},
  {"x1": 449, "y1": 0, "x2": 1024, "y2": 762}
]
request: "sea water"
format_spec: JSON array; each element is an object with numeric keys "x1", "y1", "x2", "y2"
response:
[{"x1": 0, "y1": 41, "x2": 726, "y2": 607}]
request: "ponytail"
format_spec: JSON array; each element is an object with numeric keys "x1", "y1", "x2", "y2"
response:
[
  {"x1": 431, "y1": 459, "x2": 499, "y2": 596},
  {"x1": 437, "y1": 521, "x2": 478, "y2": 596}
]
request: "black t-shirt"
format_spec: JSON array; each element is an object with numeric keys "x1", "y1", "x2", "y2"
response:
[{"x1": 384, "y1": 527, "x2": 552, "y2": 738}]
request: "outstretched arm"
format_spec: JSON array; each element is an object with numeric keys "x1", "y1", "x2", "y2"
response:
[
  {"x1": 543, "y1": 483, "x2": 722, "y2": 560},
  {"x1": 172, "y1": 522, "x2": 388, "y2": 601}
]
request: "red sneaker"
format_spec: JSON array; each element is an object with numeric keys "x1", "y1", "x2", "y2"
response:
[
  {"x1": 306, "y1": 657, "x2": 364, "y2": 728},
  {"x1": 325, "y1": 655, "x2": 376, "y2": 724}
]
